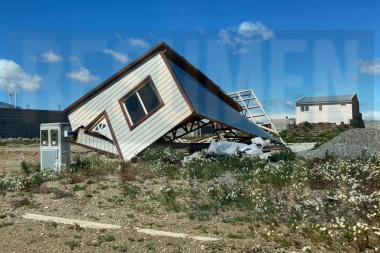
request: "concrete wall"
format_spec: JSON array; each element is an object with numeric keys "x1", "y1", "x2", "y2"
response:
[{"x1": 0, "y1": 109, "x2": 68, "y2": 138}]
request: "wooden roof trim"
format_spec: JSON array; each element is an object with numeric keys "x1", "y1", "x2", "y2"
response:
[
  {"x1": 64, "y1": 42, "x2": 241, "y2": 113},
  {"x1": 160, "y1": 51, "x2": 195, "y2": 114},
  {"x1": 162, "y1": 47, "x2": 241, "y2": 111},
  {"x1": 83, "y1": 110, "x2": 123, "y2": 159},
  {"x1": 64, "y1": 42, "x2": 167, "y2": 113}
]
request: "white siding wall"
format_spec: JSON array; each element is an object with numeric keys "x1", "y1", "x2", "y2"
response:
[
  {"x1": 80, "y1": 132, "x2": 118, "y2": 155},
  {"x1": 68, "y1": 53, "x2": 192, "y2": 160},
  {"x1": 296, "y1": 103, "x2": 353, "y2": 125}
]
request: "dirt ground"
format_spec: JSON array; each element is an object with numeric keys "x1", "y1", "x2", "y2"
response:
[
  {"x1": 0, "y1": 144, "x2": 329, "y2": 253},
  {"x1": 0, "y1": 143, "x2": 88, "y2": 176}
]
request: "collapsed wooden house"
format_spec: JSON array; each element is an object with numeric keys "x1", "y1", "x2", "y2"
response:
[{"x1": 64, "y1": 42, "x2": 280, "y2": 160}]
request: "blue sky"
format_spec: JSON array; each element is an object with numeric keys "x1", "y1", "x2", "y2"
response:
[{"x1": 0, "y1": 0, "x2": 379, "y2": 120}]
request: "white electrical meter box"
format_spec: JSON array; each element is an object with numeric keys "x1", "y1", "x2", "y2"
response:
[{"x1": 40, "y1": 123, "x2": 71, "y2": 171}]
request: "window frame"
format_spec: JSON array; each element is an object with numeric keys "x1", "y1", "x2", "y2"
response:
[
  {"x1": 119, "y1": 76, "x2": 164, "y2": 130},
  {"x1": 50, "y1": 129, "x2": 59, "y2": 146},
  {"x1": 41, "y1": 130, "x2": 49, "y2": 146}
]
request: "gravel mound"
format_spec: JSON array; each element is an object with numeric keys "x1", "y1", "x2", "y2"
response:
[{"x1": 298, "y1": 128, "x2": 380, "y2": 160}]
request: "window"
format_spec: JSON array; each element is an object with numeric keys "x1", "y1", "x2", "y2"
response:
[
  {"x1": 41, "y1": 130, "x2": 48, "y2": 146},
  {"x1": 93, "y1": 123, "x2": 107, "y2": 132},
  {"x1": 90, "y1": 116, "x2": 113, "y2": 141},
  {"x1": 51, "y1": 129, "x2": 58, "y2": 146},
  {"x1": 319, "y1": 105, "x2": 322, "y2": 111},
  {"x1": 120, "y1": 77, "x2": 164, "y2": 129},
  {"x1": 300, "y1": 105, "x2": 309, "y2": 112}
]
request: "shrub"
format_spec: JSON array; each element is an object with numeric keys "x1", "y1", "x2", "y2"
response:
[
  {"x1": 70, "y1": 152, "x2": 119, "y2": 172},
  {"x1": 139, "y1": 147, "x2": 183, "y2": 164},
  {"x1": 268, "y1": 148, "x2": 296, "y2": 162}
]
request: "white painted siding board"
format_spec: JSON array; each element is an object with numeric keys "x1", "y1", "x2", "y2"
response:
[
  {"x1": 69, "y1": 54, "x2": 164, "y2": 130},
  {"x1": 71, "y1": 55, "x2": 165, "y2": 127},
  {"x1": 117, "y1": 95, "x2": 189, "y2": 138},
  {"x1": 121, "y1": 104, "x2": 191, "y2": 159},
  {"x1": 116, "y1": 95, "x2": 190, "y2": 144},
  {"x1": 69, "y1": 52, "x2": 193, "y2": 160},
  {"x1": 79, "y1": 132, "x2": 117, "y2": 155},
  {"x1": 110, "y1": 77, "x2": 182, "y2": 134},
  {"x1": 113, "y1": 84, "x2": 186, "y2": 141}
]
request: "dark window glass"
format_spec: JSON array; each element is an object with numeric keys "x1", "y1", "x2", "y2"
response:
[
  {"x1": 305, "y1": 105, "x2": 309, "y2": 111},
  {"x1": 125, "y1": 93, "x2": 146, "y2": 124},
  {"x1": 301, "y1": 106, "x2": 304, "y2": 112},
  {"x1": 41, "y1": 130, "x2": 48, "y2": 146},
  {"x1": 51, "y1": 129, "x2": 58, "y2": 146},
  {"x1": 124, "y1": 81, "x2": 161, "y2": 126},
  {"x1": 319, "y1": 105, "x2": 322, "y2": 111},
  {"x1": 139, "y1": 83, "x2": 160, "y2": 112}
]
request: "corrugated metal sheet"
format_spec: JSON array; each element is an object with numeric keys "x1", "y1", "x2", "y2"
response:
[
  {"x1": 169, "y1": 60, "x2": 280, "y2": 143},
  {"x1": 296, "y1": 94, "x2": 355, "y2": 105}
]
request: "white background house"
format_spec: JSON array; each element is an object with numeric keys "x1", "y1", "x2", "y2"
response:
[{"x1": 295, "y1": 94, "x2": 364, "y2": 127}]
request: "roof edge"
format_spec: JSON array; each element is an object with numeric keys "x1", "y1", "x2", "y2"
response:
[
  {"x1": 64, "y1": 42, "x2": 168, "y2": 113},
  {"x1": 64, "y1": 41, "x2": 241, "y2": 113}
]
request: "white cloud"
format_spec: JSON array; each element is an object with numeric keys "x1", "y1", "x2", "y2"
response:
[
  {"x1": 68, "y1": 56, "x2": 79, "y2": 62},
  {"x1": 40, "y1": 50, "x2": 63, "y2": 62},
  {"x1": 237, "y1": 21, "x2": 274, "y2": 40},
  {"x1": 218, "y1": 21, "x2": 274, "y2": 54},
  {"x1": 233, "y1": 48, "x2": 249, "y2": 55},
  {"x1": 129, "y1": 38, "x2": 150, "y2": 48},
  {"x1": 197, "y1": 28, "x2": 206, "y2": 35},
  {"x1": 262, "y1": 99, "x2": 294, "y2": 110},
  {"x1": 361, "y1": 110, "x2": 380, "y2": 120},
  {"x1": 0, "y1": 59, "x2": 41, "y2": 92},
  {"x1": 103, "y1": 48, "x2": 130, "y2": 63},
  {"x1": 268, "y1": 112, "x2": 295, "y2": 120},
  {"x1": 66, "y1": 67, "x2": 97, "y2": 83},
  {"x1": 356, "y1": 58, "x2": 380, "y2": 77}
]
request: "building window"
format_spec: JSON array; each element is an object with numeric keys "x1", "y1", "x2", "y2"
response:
[
  {"x1": 319, "y1": 105, "x2": 322, "y2": 111},
  {"x1": 120, "y1": 77, "x2": 164, "y2": 129},
  {"x1": 301, "y1": 105, "x2": 304, "y2": 112},
  {"x1": 305, "y1": 105, "x2": 309, "y2": 111},
  {"x1": 51, "y1": 129, "x2": 58, "y2": 146},
  {"x1": 41, "y1": 130, "x2": 48, "y2": 146}
]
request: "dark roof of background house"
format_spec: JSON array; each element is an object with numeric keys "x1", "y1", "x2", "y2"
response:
[
  {"x1": 0, "y1": 101, "x2": 21, "y2": 109},
  {"x1": 296, "y1": 94, "x2": 356, "y2": 105}
]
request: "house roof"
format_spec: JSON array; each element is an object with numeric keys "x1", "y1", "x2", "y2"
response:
[
  {"x1": 168, "y1": 59, "x2": 279, "y2": 142},
  {"x1": 0, "y1": 101, "x2": 21, "y2": 109},
  {"x1": 65, "y1": 42, "x2": 280, "y2": 144},
  {"x1": 296, "y1": 94, "x2": 356, "y2": 105},
  {"x1": 65, "y1": 42, "x2": 240, "y2": 113}
]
